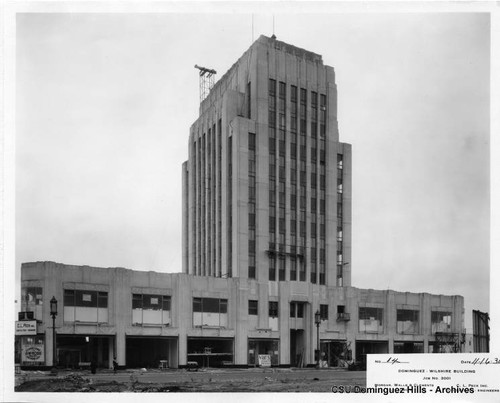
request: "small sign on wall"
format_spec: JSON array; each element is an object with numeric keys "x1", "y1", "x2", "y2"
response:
[
  {"x1": 15, "y1": 321, "x2": 37, "y2": 335},
  {"x1": 22, "y1": 344, "x2": 45, "y2": 363},
  {"x1": 258, "y1": 354, "x2": 271, "y2": 367}
]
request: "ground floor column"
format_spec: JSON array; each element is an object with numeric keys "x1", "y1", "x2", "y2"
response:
[
  {"x1": 350, "y1": 338, "x2": 356, "y2": 363},
  {"x1": 388, "y1": 337, "x2": 394, "y2": 354},
  {"x1": 116, "y1": 331, "x2": 126, "y2": 367},
  {"x1": 45, "y1": 330, "x2": 54, "y2": 366},
  {"x1": 168, "y1": 339, "x2": 179, "y2": 368},
  {"x1": 108, "y1": 337, "x2": 114, "y2": 369},
  {"x1": 234, "y1": 332, "x2": 247, "y2": 365},
  {"x1": 178, "y1": 333, "x2": 187, "y2": 366}
]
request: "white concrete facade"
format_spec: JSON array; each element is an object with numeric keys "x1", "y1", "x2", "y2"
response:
[{"x1": 20, "y1": 261, "x2": 464, "y2": 368}]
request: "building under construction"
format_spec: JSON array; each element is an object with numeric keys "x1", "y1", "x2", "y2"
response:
[{"x1": 18, "y1": 35, "x2": 465, "y2": 369}]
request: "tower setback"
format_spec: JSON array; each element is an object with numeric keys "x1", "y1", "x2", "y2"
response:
[{"x1": 183, "y1": 35, "x2": 352, "y2": 287}]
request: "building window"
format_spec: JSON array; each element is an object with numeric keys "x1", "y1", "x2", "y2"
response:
[
  {"x1": 269, "y1": 137, "x2": 276, "y2": 154},
  {"x1": 249, "y1": 266, "x2": 256, "y2": 279},
  {"x1": 299, "y1": 261, "x2": 306, "y2": 281},
  {"x1": 269, "y1": 78, "x2": 276, "y2": 96},
  {"x1": 269, "y1": 301, "x2": 279, "y2": 318},
  {"x1": 291, "y1": 85, "x2": 297, "y2": 101},
  {"x1": 359, "y1": 307, "x2": 384, "y2": 333},
  {"x1": 247, "y1": 81, "x2": 251, "y2": 119},
  {"x1": 431, "y1": 311, "x2": 452, "y2": 333},
  {"x1": 290, "y1": 302, "x2": 304, "y2": 318},
  {"x1": 337, "y1": 154, "x2": 343, "y2": 169},
  {"x1": 337, "y1": 253, "x2": 343, "y2": 265},
  {"x1": 269, "y1": 258, "x2": 276, "y2": 281},
  {"x1": 132, "y1": 294, "x2": 171, "y2": 326},
  {"x1": 290, "y1": 257, "x2": 297, "y2": 281},
  {"x1": 319, "y1": 263, "x2": 326, "y2": 285},
  {"x1": 63, "y1": 289, "x2": 108, "y2": 323},
  {"x1": 248, "y1": 239, "x2": 256, "y2": 254},
  {"x1": 268, "y1": 110, "x2": 276, "y2": 128},
  {"x1": 337, "y1": 179, "x2": 343, "y2": 194},
  {"x1": 269, "y1": 211, "x2": 276, "y2": 228},
  {"x1": 249, "y1": 300, "x2": 258, "y2": 316},
  {"x1": 278, "y1": 256, "x2": 286, "y2": 281},
  {"x1": 320, "y1": 304, "x2": 328, "y2": 321},
  {"x1": 397, "y1": 309, "x2": 420, "y2": 334},
  {"x1": 193, "y1": 297, "x2": 228, "y2": 328},
  {"x1": 336, "y1": 305, "x2": 350, "y2": 320},
  {"x1": 337, "y1": 264, "x2": 344, "y2": 285},
  {"x1": 310, "y1": 263, "x2": 317, "y2": 284},
  {"x1": 320, "y1": 93, "x2": 326, "y2": 129},
  {"x1": 21, "y1": 286, "x2": 43, "y2": 321}
]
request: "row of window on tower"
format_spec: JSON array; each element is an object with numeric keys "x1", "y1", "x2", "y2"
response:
[
  {"x1": 336, "y1": 154, "x2": 344, "y2": 286},
  {"x1": 257, "y1": 79, "x2": 334, "y2": 285},
  {"x1": 248, "y1": 132, "x2": 257, "y2": 279},
  {"x1": 191, "y1": 119, "x2": 224, "y2": 278}
]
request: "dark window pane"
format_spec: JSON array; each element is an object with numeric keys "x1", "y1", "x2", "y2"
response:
[
  {"x1": 249, "y1": 266, "x2": 256, "y2": 279},
  {"x1": 193, "y1": 297, "x2": 202, "y2": 312},
  {"x1": 249, "y1": 300, "x2": 258, "y2": 315},
  {"x1": 98, "y1": 292, "x2": 108, "y2": 308},
  {"x1": 76, "y1": 290, "x2": 97, "y2": 308},
  {"x1": 162, "y1": 296, "x2": 171, "y2": 311},
  {"x1": 64, "y1": 289, "x2": 75, "y2": 306},
  {"x1": 320, "y1": 304, "x2": 328, "y2": 320},
  {"x1": 297, "y1": 303, "x2": 304, "y2": 318},
  {"x1": 203, "y1": 297, "x2": 221, "y2": 313},
  {"x1": 220, "y1": 299, "x2": 228, "y2": 313},
  {"x1": 269, "y1": 301, "x2": 279, "y2": 317}
]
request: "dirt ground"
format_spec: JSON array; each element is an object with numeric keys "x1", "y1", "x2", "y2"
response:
[{"x1": 15, "y1": 369, "x2": 366, "y2": 393}]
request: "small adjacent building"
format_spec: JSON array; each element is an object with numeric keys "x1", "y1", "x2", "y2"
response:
[{"x1": 472, "y1": 309, "x2": 490, "y2": 352}]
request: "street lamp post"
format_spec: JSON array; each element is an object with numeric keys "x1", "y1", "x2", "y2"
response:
[
  {"x1": 314, "y1": 310, "x2": 321, "y2": 369},
  {"x1": 50, "y1": 296, "x2": 58, "y2": 370}
]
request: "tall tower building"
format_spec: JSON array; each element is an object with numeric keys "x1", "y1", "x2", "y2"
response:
[
  {"x1": 182, "y1": 35, "x2": 352, "y2": 288},
  {"x1": 17, "y1": 36, "x2": 465, "y2": 371}
]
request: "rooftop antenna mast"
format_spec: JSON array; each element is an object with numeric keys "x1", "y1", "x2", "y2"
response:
[
  {"x1": 252, "y1": 14, "x2": 254, "y2": 42},
  {"x1": 194, "y1": 64, "x2": 217, "y2": 102}
]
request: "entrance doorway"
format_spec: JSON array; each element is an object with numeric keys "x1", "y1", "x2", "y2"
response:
[
  {"x1": 57, "y1": 335, "x2": 113, "y2": 369},
  {"x1": 248, "y1": 339, "x2": 279, "y2": 366},
  {"x1": 187, "y1": 337, "x2": 234, "y2": 368},
  {"x1": 320, "y1": 341, "x2": 352, "y2": 367},
  {"x1": 290, "y1": 329, "x2": 305, "y2": 367},
  {"x1": 355, "y1": 341, "x2": 388, "y2": 367},
  {"x1": 126, "y1": 337, "x2": 178, "y2": 368}
]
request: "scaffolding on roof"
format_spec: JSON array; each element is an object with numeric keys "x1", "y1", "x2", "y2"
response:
[{"x1": 195, "y1": 65, "x2": 217, "y2": 102}]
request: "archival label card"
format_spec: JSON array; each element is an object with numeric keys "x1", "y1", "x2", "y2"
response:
[{"x1": 367, "y1": 354, "x2": 500, "y2": 398}]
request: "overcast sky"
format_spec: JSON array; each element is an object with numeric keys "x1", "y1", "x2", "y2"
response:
[{"x1": 15, "y1": 10, "x2": 490, "y2": 331}]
